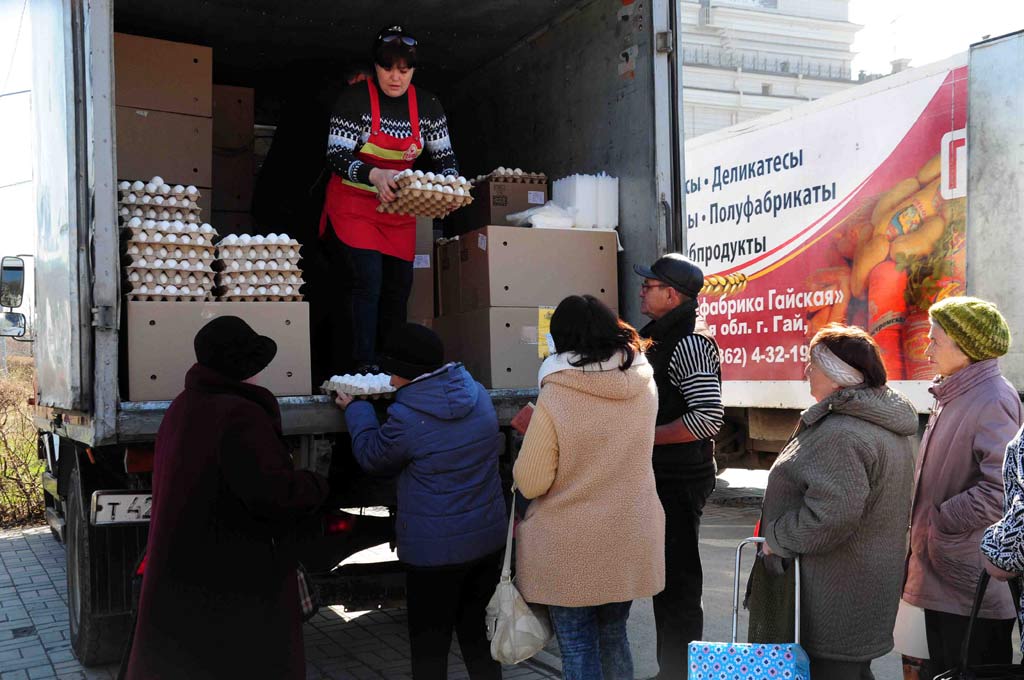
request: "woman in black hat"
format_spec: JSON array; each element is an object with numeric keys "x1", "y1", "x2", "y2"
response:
[
  {"x1": 125, "y1": 316, "x2": 329, "y2": 680},
  {"x1": 334, "y1": 323, "x2": 507, "y2": 679}
]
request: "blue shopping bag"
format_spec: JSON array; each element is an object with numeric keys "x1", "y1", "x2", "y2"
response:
[{"x1": 688, "y1": 538, "x2": 811, "y2": 680}]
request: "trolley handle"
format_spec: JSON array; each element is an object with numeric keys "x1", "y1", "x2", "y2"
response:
[{"x1": 731, "y1": 537, "x2": 801, "y2": 645}]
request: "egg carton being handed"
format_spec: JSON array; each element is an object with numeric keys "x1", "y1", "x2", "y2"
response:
[
  {"x1": 320, "y1": 373, "x2": 396, "y2": 398},
  {"x1": 394, "y1": 170, "x2": 472, "y2": 193}
]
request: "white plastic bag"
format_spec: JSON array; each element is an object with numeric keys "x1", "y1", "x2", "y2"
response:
[
  {"x1": 484, "y1": 496, "x2": 552, "y2": 664},
  {"x1": 505, "y1": 201, "x2": 575, "y2": 229}
]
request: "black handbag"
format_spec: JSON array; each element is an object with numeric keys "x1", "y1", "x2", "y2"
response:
[{"x1": 933, "y1": 571, "x2": 1024, "y2": 679}]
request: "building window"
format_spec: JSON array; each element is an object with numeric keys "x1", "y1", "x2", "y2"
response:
[{"x1": 761, "y1": 83, "x2": 773, "y2": 96}]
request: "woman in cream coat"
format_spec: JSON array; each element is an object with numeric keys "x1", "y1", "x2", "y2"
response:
[{"x1": 514, "y1": 294, "x2": 665, "y2": 680}]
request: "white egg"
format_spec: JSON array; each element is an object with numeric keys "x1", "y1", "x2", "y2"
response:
[
  {"x1": 271, "y1": 285, "x2": 281, "y2": 295},
  {"x1": 188, "y1": 224, "x2": 199, "y2": 234},
  {"x1": 188, "y1": 249, "x2": 197, "y2": 258},
  {"x1": 167, "y1": 197, "x2": 178, "y2": 208},
  {"x1": 158, "y1": 272, "x2": 168, "y2": 284},
  {"x1": 454, "y1": 188, "x2": 465, "y2": 196},
  {"x1": 188, "y1": 274, "x2": 198, "y2": 285},
  {"x1": 186, "y1": 185, "x2": 199, "y2": 196},
  {"x1": 165, "y1": 259, "x2": 177, "y2": 268},
  {"x1": 222, "y1": 234, "x2": 236, "y2": 245},
  {"x1": 126, "y1": 194, "x2": 137, "y2": 204},
  {"x1": 139, "y1": 284, "x2": 149, "y2": 294},
  {"x1": 424, "y1": 172, "x2": 436, "y2": 181},
  {"x1": 128, "y1": 245, "x2": 139, "y2": 255},
  {"x1": 289, "y1": 275, "x2": 298, "y2": 284},
  {"x1": 159, "y1": 210, "x2": 171, "y2": 220},
  {"x1": 287, "y1": 248, "x2": 297, "y2": 258},
  {"x1": 126, "y1": 216, "x2": 141, "y2": 228},
  {"x1": 179, "y1": 200, "x2": 191, "y2": 210},
  {"x1": 255, "y1": 260, "x2": 266, "y2": 270},
  {"x1": 153, "y1": 233, "x2": 164, "y2": 243},
  {"x1": 118, "y1": 181, "x2": 131, "y2": 191},
  {"x1": 141, "y1": 220, "x2": 155, "y2": 230},
  {"x1": 279, "y1": 233, "x2": 290, "y2": 242},
  {"x1": 180, "y1": 260, "x2": 191, "y2": 270},
  {"x1": 173, "y1": 184, "x2": 185, "y2": 195},
  {"x1": 266, "y1": 234, "x2": 278, "y2": 244},
  {"x1": 414, "y1": 170, "x2": 424, "y2": 178},
  {"x1": 132, "y1": 180, "x2": 145, "y2": 192},
  {"x1": 246, "y1": 286, "x2": 256, "y2": 295},
  {"x1": 233, "y1": 247, "x2": 244, "y2": 258},
  {"x1": 253, "y1": 235, "x2": 264, "y2": 245},
  {"x1": 232, "y1": 286, "x2": 241, "y2": 295},
  {"x1": 457, "y1": 176, "x2": 467, "y2": 184},
  {"x1": 273, "y1": 248, "x2": 284, "y2": 259},
  {"x1": 201, "y1": 223, "x2": 214, "y2": 234},
  {"x1": 165, "y1": 285, "x2": 177, "y2": 295},
  {"x1": 284, "y1": 285, "x2": 294, "y2": 295},
  {"x1": 257, "y1": 286, "x2": 267, "y2": 295},
  {"x1": 172, "y1": 248, "x2": 182, "y2": 259},
  {"x1": 145, "y1": 182, "x2": 158, "y2": 194},
  {"x1": 411, "y1": 180, "x2": 422, "y2": 189},
  {"x1": 119, "y1": 207, "x2": 130, "y2": 216},
  {"x1": 244, "y1": 261, "x2": 253, "y2": 271},
  {"x1": 196, "y1": 286, "x2": 205, "y2": 296},
  {"x1": 159, "y1": 184, "x2": 171, "y2": 195},
  {"x1": 441, "y1": 185, "x2": 454, "y2": 194},
  {"x1": 166, "y1": 234, "x2": 178, "y2": 244},
  {"x1": 514, "y1": 168, "x2": 524, "y2": 175},
  {"x1": 246, "y1": 248, "x2": 255, "y2": 259},
  {"x1": 275, "y1": 274, "x2": 285, "y2": 284},
  {"x1": 137, "y1": 231, "x2": 149, "y2": 243},
  {"x1": 149, "y1": 258, "x2": 160, "y2": 268},
  {"x1": 156, "y1": 247, "x2": 167, "y2": 258},
  {"x1": 180, "y1": 235, "x2": 191, "y2": 246},
  {"x1": 150, "y1": 175, "x2": 164, "y2": 186},
  {"x1": 230, "y1": 260, "x2": 240, "y2": 271},
  {"x1": 239, "y1": 234, "x2": 251, "y2": 244},
  {"x1": 497, "y1": 166, "x2": 507, "y2": 174}
]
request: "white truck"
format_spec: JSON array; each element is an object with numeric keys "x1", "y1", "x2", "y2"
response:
[
  {"x1": 684, "y1": 31, "x2": 1024, "y2": 466},
  {"x1": 2, "y1": 0, "x2": 688, "y2": 666}
]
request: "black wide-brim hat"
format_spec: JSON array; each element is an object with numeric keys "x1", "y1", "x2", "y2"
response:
[{"x1": 194, "y1": 316, "x2": 277, "y2": 382}]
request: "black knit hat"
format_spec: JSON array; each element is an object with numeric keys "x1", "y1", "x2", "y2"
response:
[
  {"x1": 194, "y1": 316, "x2": 277, "y2": 381},
  {"x1": 379, "y1": 323, "x2": 444, "y2": 380}
]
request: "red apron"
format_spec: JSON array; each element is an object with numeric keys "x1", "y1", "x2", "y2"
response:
[{"x1": 319, "y1": 80, "x2": 423, "y2": 261}]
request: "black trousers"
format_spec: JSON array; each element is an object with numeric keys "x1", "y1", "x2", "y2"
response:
[
  {"x1": 923, "y1": 608, "x2": 1015, "y2": 676},
  {"x1": 652, "y1": 474, "x2": 716, "y2": 679},
  {"x1": 321, "y1": 226, "x2": 413, "y2": 373},
  {"x1": 405, "y1": 551, "x2": 503, "y2": 680}
]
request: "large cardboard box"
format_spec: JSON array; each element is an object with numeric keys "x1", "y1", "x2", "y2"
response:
[
  {"x1": 114, "y1": 33, "x2": 212, "y2": 117},
  {"x1": 446, "y1": 307, "x2": 545, "y2": 389},
  {"x1": 456, "y1": 226, "x2": 618, "y2": 313},
  {"x1": 116, "y1": 107, "x2": 213, "y2": 186},
  {"x1": 212, "y1": 149, "x2": 254, "y2": 211},
  {"x1": 127, "y1": 301, "x2": 311, "y2": 400},
  {"x1": 466, "y1": 180, "x2": 548, "y2": 232},
  {"x1": 212, "y1": 85, "x2": 255, "y2": 150}
]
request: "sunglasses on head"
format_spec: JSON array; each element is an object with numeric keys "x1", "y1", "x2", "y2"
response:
[{"x1": 380, "y1": 34, "x2": 417, "y2": 47}]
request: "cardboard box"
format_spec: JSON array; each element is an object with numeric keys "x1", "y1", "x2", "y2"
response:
[
  {"x1": 466, "y1": 180, "x2": 548, "y2": 232},
  {"x1": 211, "y1": 211, "x2": 255, "y2": 233},
  {"x1": 416, "y1": 217, "x2": 435, "y2": 253},
  {"x1": 114, "y1": 33, "x2": 212, "y2": 117},
  {"x1": 456, "y1": 226, "x2": 618, "y2": 313},
  {"x1": 213, "y1": 85, "x2": 255, "y2": 150},
  {"x1": 116, "y1": 107, "x2": 213, "y2": 186},
  {"x1": 408, "y1": 217, "x2": 435, "y2": 322},
  {"x1": 127, "y1": 301, "x2": 311, "y2": 400},
  {"x1": 446, "y1": 307, "x2": 545, "y2": 389},
  {"x1": 212, "y1": 149, "x2": 254, "y2": 211}
]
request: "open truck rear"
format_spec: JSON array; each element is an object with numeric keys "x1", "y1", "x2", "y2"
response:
[
  {"x1": 684, "y1": 32, "x2": 1024, "y2": 465},
  {"x1": 17, "y1": 0, "x2": 687, "y2": 665}
]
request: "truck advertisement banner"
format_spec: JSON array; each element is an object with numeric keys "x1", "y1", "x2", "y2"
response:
[{"x1": 685, "y1": 57, "x2": 968, "y2": 402}]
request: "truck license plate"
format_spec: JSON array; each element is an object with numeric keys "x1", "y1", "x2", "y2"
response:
[{"x1": 90, "y1": 491, "x2": 152, "y2": 525}]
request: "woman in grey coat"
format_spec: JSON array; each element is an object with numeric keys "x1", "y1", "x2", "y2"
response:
[{"x1": 747, "y1": 324, "x2": 918, "y2": 680}]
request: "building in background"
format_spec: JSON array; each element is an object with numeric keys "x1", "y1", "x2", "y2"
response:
[{"x1": 680, "y1": 0, "x2": 861, "y2": 138}]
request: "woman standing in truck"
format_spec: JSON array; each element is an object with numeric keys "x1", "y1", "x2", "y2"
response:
[{"x1": 320, "y1": 25, "x2": 459, "y2": 374}]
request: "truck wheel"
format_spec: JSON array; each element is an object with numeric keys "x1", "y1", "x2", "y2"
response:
[{"x1": 66, "y1": 461, "x2": 128, "y2": 665}]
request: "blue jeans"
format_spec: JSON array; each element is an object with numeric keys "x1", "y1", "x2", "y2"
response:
[{"x1": 548, "y1": 601, "x2": 633, "y2": 680}]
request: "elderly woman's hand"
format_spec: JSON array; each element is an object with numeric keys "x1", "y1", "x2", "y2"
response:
[
  {"x1": 369, "y1": 168, "x2": 400, "y2": 203},
  {"x1": 982, "y1": 552, "x2": 1019, "y2": 582},
  {"x1": 334, "y1": 392, "x2": 355, "y2": 411}
]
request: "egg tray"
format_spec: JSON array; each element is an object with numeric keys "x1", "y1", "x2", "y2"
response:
[
  {"x1": 218, "y1": 294, "x2": 305, "y2": 303},
  {"x1": 394, "y1": 174, "x2": 473, "y2": 194},
  {"x1": 118, "y1": 195, "x2": 202, "y2": 211},
  {"x1": 126, "y1": 259, "x2": 216, "y2": 274},
  {"x1": 217, "y1": 272, "x2": 305, "y2": 288},
  {"x1": 319, "y1": 378, "x2": 395, "y2": 399},
  {"x1": 120, "y1": 208, "x2": 203, "y2": 224},
  {"x1": 473, "y1": 169, "x2": 547, "y2": 184},
  {"x1": 122, "y1": 228, "x2": 217, "y2": 247},
  {"x1": 124, "y1": 238, "x2": 217, "y2": 254},
  {"x1": 128, "y1": 292, "x2": 215, "y2": 302},
  {"x1": 377, "y1": 188, "x2": 473, "y2": 218},
  {"x1": 215, "y1": 256, "x2": 303, "y2": 271},
  {"x1": 129, "y1": 271, "x2": 215, "y2": 287}
]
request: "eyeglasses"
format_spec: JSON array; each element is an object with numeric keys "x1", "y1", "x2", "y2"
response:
[
  {"x1": 640, "y1": 282, "x2": 671, "y2": 292},
  {"x1": 380, "y1": 34, "x2": 417, "y2": 47}
]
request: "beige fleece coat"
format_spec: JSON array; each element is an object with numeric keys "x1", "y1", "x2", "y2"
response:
[{"x1": 513, "y1": 356, "x2": 665, "y2": 607}]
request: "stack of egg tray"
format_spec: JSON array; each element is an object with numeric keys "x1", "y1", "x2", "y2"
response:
[{"x1": 215, "y1": 234, "x2": 305, "y2": 302}]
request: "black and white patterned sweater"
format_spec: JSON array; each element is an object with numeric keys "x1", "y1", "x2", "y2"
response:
[
  {"x1": 982, "y1": 425, "x2": 1024, "y2": 639},
  {"x1": 326, "y1": 83, "x2": 458, "y2": 187}
]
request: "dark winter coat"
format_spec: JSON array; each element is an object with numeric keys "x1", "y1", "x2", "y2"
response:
[
  {"x1": 343, "y1": 363, "x2": 507, "y2": 567},
  {"x1": 125, "y1": 364, "x2": 328, "y2": 680}
]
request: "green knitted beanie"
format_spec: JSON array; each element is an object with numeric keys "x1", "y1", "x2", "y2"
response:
[{"x1": 928, "y1": 296, "x2": 1011, "y2": 361}]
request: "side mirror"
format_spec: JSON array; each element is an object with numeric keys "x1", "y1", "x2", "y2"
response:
[
  {"x1": 0, "y1": 257, "x2": 25, "y2": 309},
  {"x1": 0, "y1": 312, "x2": 26, "y2": 338}
]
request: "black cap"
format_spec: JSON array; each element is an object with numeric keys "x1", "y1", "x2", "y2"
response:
[
  {"x1": 379, "y1": 323, "x2": 445, "y2": 380},
  {"x1": 633, "y1": 253, "x2": 705, "y2": 298},
  {"x1": 194, "y1": 316, "x2": 277, "y2": 382}
]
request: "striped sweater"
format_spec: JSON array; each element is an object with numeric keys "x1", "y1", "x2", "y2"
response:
[{"x1": 326, "y1": 83, "x2": 459, "y2": 186}]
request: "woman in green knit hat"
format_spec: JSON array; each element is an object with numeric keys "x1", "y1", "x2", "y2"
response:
[{"x1": 902, "y1": 296, "x2": 1022, "y2": 677}]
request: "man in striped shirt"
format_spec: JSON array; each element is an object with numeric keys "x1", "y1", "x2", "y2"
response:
[{"x1": 635, "y1": 253, "x2": 724, "y2": 679}]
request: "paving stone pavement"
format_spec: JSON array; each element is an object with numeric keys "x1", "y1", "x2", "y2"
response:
[{"x1": 0, "y1": 526, "x2": 558, "y2": 680}]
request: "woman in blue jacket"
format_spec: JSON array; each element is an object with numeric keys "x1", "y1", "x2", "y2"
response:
[{"x1": 334, "y1": 322, "x2": 507, "y2": 680}]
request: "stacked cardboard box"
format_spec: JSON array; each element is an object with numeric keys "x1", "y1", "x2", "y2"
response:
[
  {"x1": 434, "y1": 225, "x2": 618, "y2": 388},
  {"x1": 212, "y1": 84, "x2": 256, "y2": 229},
  {"x1": 114, "y1": 34, "x2": 213, "y2": 194},
  {"x1": 408, "y1": 217, "x2": 436, "y2": 326},
  {"x1": 447, "y1": 177, "x2": 549, "y2": 236}
]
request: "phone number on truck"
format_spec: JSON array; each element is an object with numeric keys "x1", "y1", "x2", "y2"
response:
[{"x1": 720, "y1": 345, "x2": 810, "y2": 369}]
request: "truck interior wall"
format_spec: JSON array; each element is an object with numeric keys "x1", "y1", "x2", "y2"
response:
[{"x1": 446, "y1": 0, "x2": 661, "y2": 324}]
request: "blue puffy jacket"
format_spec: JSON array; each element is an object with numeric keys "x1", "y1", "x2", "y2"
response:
[{"x1": 344, "y1": 363, "x2": 507, "y2": 567}]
